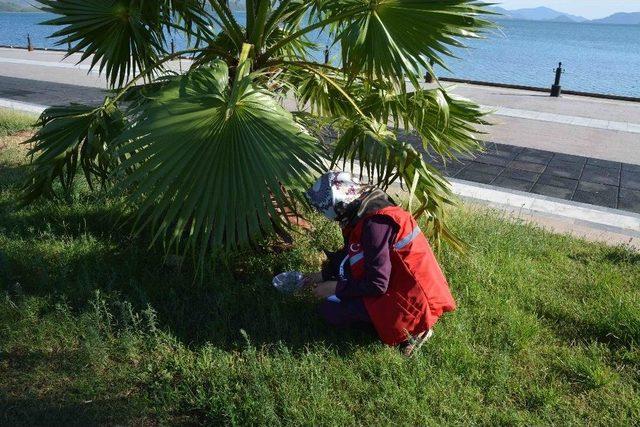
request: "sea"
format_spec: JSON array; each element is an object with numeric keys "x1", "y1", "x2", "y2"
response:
[{"x1": 1, "y1": 12, "x2": 639, "y2": 97}]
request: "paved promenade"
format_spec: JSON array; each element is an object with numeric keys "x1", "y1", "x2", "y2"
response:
[{"x1": 2, "y1": 48, "x2": 639, "y2": 162}]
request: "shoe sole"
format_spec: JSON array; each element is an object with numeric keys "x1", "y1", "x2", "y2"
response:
[{"x1": 404, "y1": 329, "x2": 434, "y2": 357}]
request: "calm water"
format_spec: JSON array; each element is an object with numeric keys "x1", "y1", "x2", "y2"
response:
[{"x1": 1, "y1": 12, "x2": 639, "y2": 97}]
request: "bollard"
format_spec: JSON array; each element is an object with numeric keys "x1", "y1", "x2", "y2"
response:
[
  {"x1": 324, "y1": 45, "x2": 329, "y2": 65},
  {"x1": 424, "y1": 59, "x2": 436, "y2": 83},
  {"x1": 27, "y1": 34, "x2": 33, "y2": 52},
  {"x1": 550, "y1": 62, "x2": 564, "y2": 97}
]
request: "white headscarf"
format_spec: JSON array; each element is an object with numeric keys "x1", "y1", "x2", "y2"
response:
[{"x1": 306, "y1": 171, "x2": 365, "y2": 220}]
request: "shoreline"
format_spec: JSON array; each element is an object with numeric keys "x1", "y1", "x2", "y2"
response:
[{"x1": 1, "y1": 44, "x2": 638, "y2": 103}]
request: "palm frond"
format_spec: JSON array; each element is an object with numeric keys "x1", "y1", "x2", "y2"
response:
[
  {"x1": 38, "y1": 0, "x2": 166, "y2": 88},
  {"x1": 24, "y1": 0, "x2": 496, "y2": 263},
  {"x1": 332, "y1": 117, "x2": 464, "y2": 250},
  {"x1": 117, "y1": 61, "x2": 326, "y2": 264},
  {"x1": 360, "y1": 86, "x2": 489, "y2": 158},
  {"x1": 327, "y1": 0, "x2": 494, "y2": 82},
  {"x1": 22, "y1": 103, "x2": 126, "y2": 204}
]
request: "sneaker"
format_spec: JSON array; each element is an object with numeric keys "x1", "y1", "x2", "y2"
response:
[{"x1": 401, "y1": 329, "x2": 434, "y2": 357}]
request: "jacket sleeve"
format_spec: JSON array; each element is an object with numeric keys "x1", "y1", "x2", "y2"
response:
[{"x1": 335, "y1": 216, "x2": 397, "y2": 299}]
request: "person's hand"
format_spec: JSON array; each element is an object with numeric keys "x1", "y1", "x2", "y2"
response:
[{"x1": 313, "y1": 281, "x2": 337, "y2": 299}]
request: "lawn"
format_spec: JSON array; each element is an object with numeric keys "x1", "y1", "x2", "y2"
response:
[{"x1": 1, "y1": 110, "x2": 639, "y2": 425}]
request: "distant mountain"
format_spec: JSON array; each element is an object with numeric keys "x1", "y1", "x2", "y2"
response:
[
  {"x1": 591, "y1": 12, "x2": 640, "y2": 25},
  {"x1": 489, "y1": 6, "x2": 587, "y2": 23},
  {"x1": 0, "y1": 0, "x2": 34, "y2": 12},
  {"x1": 549, "y1": 15, "x2": 581, "y2": 23},
  {"x1": 513, "y1": 7, "x2": 587, "y2": 22}
]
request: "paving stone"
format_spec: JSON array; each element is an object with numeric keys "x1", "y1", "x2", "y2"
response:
[
  {"x1": 499, "y1": 168, "x2": 540, "y2": 182},
  {"x1": 457, "y1": 152, "x2": 478, "y2": 160},
  {"x1": 581, "y1": 165, "x2": 621, "y2": 186},
  {"x1": 622, "y1": 163, "x2": 640, "y2": 173},
  {"x1": 621, "y1": 171, "x2": 640, "y2": 190},
  {"x1": 456, "y1": 169, "x2": 497, "y2": 185},
  {"x1": 531, "y1": 184, "x2": 573, "y2": 200},
  {"x1": 491, "y1": 176, "x2": 535, "y2": 192},
  {"x1": 464, "y1": 162, "x2": 504, "y2": 176},
  {"x1": 544, "y1": 162, "x2": 584, "y2": 180},
  {"x1": 484, "y1": 149, "x2": 519, "y2": 160},
  {"x1": 441, "y1": 163, "x2": 468, "y2": 177},
  {"x1": 618, "y1": 188, "x2": 640, "y2": 214},
  {"x1": 474, "y1": 154, "x2": 512, "y2": 167},
  {"x1": 515, "y1": 152, "x2": 553, "y2": 165},
  {"x1": 572, "y1": 181, "x2": 619, "y2": 209},
  {"x1": 522, "y1": 148, "x2": 555, "y2": 158},
  {"x1": 399, "y1": 133, "x2": 421, "y2": 144},
  {"x1": 428, "y1": 160, "x2": 445, "y2": 169},
  {"x1": 494, "y1": 144, "x2": 524, "y2": 154},
  {"x1": 509, "y1": 160, "x2": 547, "y2": 174},
  {"x1": 548, "y1": 157, "x2": 586, "y2": 168},
  {"x1": 552, "y1": 153, "x2": 587, "y2": 165},
  {"x1": 587, "y1": 158, "x2": 622, "y2": 170},
  {"x1": 537, "y1": 174, "x2": 579, "y2": 191}
]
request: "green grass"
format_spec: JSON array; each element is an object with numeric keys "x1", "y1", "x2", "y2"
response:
[
  {"x1": 1, "y1": 127, "x2": 639, "y2": 425},
  {"x1": 0, "y1": 108, "x2": 37, "y2": 137}
]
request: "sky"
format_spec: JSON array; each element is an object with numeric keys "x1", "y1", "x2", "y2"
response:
[{"x1": 498, "y1": 0, "x2": 640, "y2": 19}]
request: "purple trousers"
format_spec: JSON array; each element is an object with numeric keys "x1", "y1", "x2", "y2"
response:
[{"x1": 319, "y1": 298, "x2": 372, "y2": 327}]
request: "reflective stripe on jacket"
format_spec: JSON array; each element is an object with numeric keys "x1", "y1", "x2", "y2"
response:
[{"x1": 344, "y1": 206, "x2": 456, "y2": 345}]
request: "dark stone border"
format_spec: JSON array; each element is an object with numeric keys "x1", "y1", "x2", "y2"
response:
[
  {"x1": 0, "y1": 44, "x2": 70, "y2": 53},
  {"x1": 423, "y1": 140, "x2": 640, "y2": 215},
  {"x1": 439, "y1": 77, "x2": 640, "y2": 103}
]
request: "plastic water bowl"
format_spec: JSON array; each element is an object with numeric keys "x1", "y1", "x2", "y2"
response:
[{"x1": 272, "y1": 271, "x2": 305, "y2": 294}]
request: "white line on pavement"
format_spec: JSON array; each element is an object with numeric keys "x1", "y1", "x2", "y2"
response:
[
  {"x1": 0, "y1": 56, "x2": 99, "y2": 73},
  {"x1": 483, "y1": 105, "x2": 640, "y2": 134}
]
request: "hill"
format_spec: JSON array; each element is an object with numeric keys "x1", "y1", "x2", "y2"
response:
[
  {"x1": 489, "y1": 6, "x2": 640, "y2": 26},
  {"x1": 0, "y1": 0, "x2": 33, "y2": 12},
  {"x1": 591, "y1": 12, "x2": 640, "y2": 25},
  {"x1": 489, "y1": 6, "x2": 587, "y2": 23}
]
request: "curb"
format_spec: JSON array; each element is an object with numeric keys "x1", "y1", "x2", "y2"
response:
[
  {"x1": 0, "y1": 98, "x2": 46, "y2": 114},
  {"x1": 450, "y1": 178, "x2": 640, "y2": 237}
]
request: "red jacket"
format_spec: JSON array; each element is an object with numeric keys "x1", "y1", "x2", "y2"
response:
[{"x1": 343, "y1": 206, "x2": 456, "y2": 345}]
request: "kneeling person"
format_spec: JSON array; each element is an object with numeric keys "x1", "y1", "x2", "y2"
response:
[{"x1": 306, "y1": 171, "x2": 456, "y2": 356}]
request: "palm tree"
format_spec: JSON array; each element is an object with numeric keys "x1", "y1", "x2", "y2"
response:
[{"x1": 25, "y1": 0, "x2": 492, "y2": 267}]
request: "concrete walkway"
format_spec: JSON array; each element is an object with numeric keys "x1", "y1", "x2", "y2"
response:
[
  {"x1": 485, "y1": 105, "x2": 640, "y2": 134},
  {"x1": 2, "y1": 47, "x2": 639, "y2": 164},
  {"x1": 440, "y1": 83, "x2": 640, "y2": 165}
]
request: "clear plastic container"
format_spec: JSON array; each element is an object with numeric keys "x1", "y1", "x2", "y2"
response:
[{"x1": 272, "y1": 271, "x2": 305, "y2": 294}]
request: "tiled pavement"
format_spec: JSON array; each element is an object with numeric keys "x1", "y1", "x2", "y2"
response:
[{"x1": 427, "y1": 142, "x2": 640, "y2": 215}]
